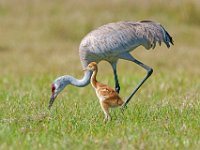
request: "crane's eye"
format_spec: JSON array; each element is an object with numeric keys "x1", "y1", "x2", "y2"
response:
[{"x1": 51, "y1": 84, "x2": 56, "y2": 93}]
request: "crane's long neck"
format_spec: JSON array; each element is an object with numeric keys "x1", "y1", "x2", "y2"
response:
[
  {"x1": 91, "y1": 68, "x2": 98, "y2": 89},
  {"x1": 69, "y1": 70, "x2": 92, "y2": 87},
  {"x1": 56, "y1": 70, "x2": 92, "y2": 90}
]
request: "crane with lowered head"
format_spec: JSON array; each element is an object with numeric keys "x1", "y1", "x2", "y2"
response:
[{"x1": 48, "y1": 20, "x2": 173, "y2": 109}]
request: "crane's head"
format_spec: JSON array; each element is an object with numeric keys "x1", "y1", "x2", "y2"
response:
[
  {"x1": 48, "y1": 76, "x2": 70, "y2": 109},
  {"x1": 86, "y1": 62, "x2": 98, "y2": 71}
]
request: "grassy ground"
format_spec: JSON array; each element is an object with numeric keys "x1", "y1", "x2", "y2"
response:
[{"x1": 0, "y1": 0, "x2": 200, "y2": 149}]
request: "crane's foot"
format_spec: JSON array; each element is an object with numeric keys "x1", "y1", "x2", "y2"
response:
[{"x1": 120, "y1": 103, "x2": 128, "y2": 112}]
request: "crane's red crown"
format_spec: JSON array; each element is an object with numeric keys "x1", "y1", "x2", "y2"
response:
[{"x1": 51, "y1": 84, "x2": 56, "y2": 93}]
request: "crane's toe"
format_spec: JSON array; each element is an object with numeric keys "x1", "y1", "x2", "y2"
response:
[{"x1": 121, "y1": 103, "x2": 128, "y2": 111}]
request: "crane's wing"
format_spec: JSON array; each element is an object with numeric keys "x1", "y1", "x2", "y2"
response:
[{"x1": 83, "y1": 20, "x2": 173, "y2": 51}]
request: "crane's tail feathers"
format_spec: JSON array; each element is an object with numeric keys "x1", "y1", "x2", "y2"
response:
[
  {"x1": 162, "y1": 27, "x2": 174, "y2": 48},
  {"x1": 139, "y1": 21, "x2": 174, "y2": 49}
]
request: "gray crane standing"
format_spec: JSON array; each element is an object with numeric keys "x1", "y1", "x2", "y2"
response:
[{"x1": 49, "y1": 20, "x2": 173, "y2": 109}]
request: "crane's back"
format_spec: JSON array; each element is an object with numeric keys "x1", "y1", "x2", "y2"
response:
[{"x1": 79, "y1": 20, "x2": 173, "y2": 68}]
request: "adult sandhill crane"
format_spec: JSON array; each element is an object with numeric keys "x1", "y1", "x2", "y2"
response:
[
  {"x1": 49, "y1": 20, "x2": 173, "y2": 109},
  {"x1": 85, "y1": 62, "x2": 123, "y2": 122}
]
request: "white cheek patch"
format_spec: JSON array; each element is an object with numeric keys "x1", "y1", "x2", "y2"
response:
[
  {"x1": 54, "y1": 83, "x2": 58, "y2": 89},
  {"x1": 53, "y1": 84, "x2": 59, "y2": 94}
]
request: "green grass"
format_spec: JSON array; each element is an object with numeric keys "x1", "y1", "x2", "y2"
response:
[
  {"x1": 0, "y1": 74, "x2": 199, "y2": 150},
  {"x1": 0, "y1": 0, "x2": 200, "y2": 149}
]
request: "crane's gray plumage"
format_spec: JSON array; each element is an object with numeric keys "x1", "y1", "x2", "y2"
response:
[
  {"x1": 49, "y1": 20, "x2": 173, "y2": 109},
  {"x1": 79, "y1": 20, "x2": 173, "y2": 68}
]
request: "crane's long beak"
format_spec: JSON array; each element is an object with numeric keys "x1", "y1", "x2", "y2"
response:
[{"x1": 48, "y1": 94, "x2": 56, "y2": 110}]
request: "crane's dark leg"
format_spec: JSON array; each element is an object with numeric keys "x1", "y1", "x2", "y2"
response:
[
  {"x1": 111, "y1": 62, "x2": 120, "y2": 93},
  {"x1": 119, "y1": 53, "x2": 153, "y2": 108}
]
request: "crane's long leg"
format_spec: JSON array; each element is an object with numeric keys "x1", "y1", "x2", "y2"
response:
[
  {"x1": 111, "y1": 62, "x2": 120, "y2": 93},
  {"x1": 119, "y1": 53, "x2": 153, "y2": 108}
]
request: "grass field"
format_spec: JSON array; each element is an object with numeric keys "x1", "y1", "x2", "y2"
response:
[{"x1": 0, "y1": 0, "x2": 200, "y2": 149}]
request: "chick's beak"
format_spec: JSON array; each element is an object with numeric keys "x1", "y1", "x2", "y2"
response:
[{"x1": 83, "y1": 67, "x2": 89, "y2": 71}]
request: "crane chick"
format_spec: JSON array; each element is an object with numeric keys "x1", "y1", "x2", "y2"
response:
[{"x1": 86, "y1": 62, "x2": 123, "y2": 122}]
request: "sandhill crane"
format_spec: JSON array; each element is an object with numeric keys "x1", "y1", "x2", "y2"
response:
[
  {"x1": 48, "y1": 20, "x2": 173, "y2": 109},
  {"x1": 85, "y1": 62, "x2": 123, "y2": 122}
]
